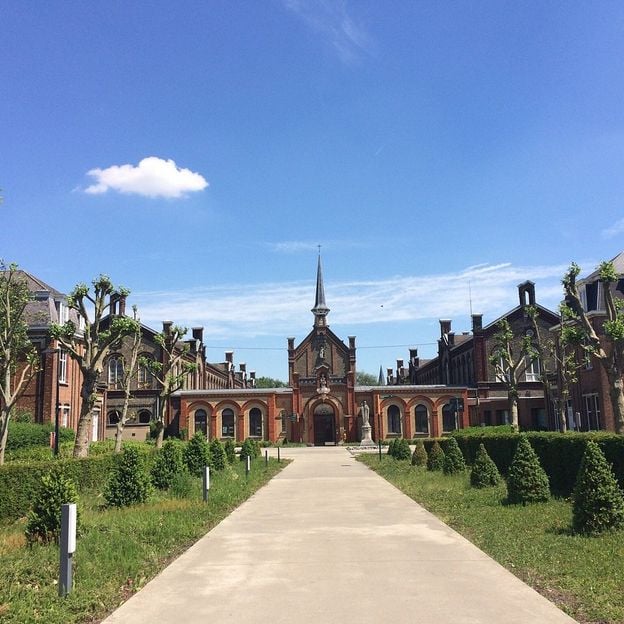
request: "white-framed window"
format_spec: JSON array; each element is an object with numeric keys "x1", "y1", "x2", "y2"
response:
[
  {"x1": 56, "y1": 300, "x2": 69, "y2": 324},
  {"x1": 60, "y1": 405, "x2": 70, "y2": 428},
  {"x1": 108, "y1": 356, "x2": 124, "y2": 389},
  {"x1": 583, "y1": 394, "x2": 601, "y2": 430},
  {"x1": 524, "y1": 356, "x2": 540, "y2": 382},
  {"x1": 495, "y1": 357, "x2": 509, "y2": 382},
  {"x1": 58, "y1": 349, "x2": 67, "y2": 383}
]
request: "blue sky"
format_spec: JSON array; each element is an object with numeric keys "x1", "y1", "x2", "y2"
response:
[{"x1": 2, "y1": 1, "x2": 623, "y2": 380}]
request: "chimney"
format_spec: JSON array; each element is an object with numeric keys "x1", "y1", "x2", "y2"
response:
[
  {"x1": 225, "y1": 351, "x2": 233, "y2": 364},
  {"x1": 518, "y1": 281, "x2": 536, "y2": 307},
  {"x1": 348, "y1": 336, "x2": 356, "y2": 350},
  {"x1": 387, "y1": 367, "x2": 394, "y2": 385},
  {"x1": 288, "y1": 337, "x2": 295, "y2": 350},
  {"x1": 119, "y1": 294, "x2": 127, "y2": 316},
  {"x1": 163, "y1": 320, "x2": 173, "y2": 335},
  {"x1": 192, "y1": 327, "x2": 204, "y2": 342},
  {"x1": 110, "y1": 293, "x2": 119, "y2": 315},
  {"x1": 249, "y1": 371, "x2": 256, "y2": 387},
  {"x1": 240, "y1": 363, "x2": 246, "y2": 373},
  {"x1": 448, "y1": 332, "x2": 455, "y2": 346},
  {"x1": 440, "y1": 319, "x2": 452, "y2": 336},
  {"x1": 472, "y1": 314, "x2": 483, "y2": 332},
  {"x1": 409, "y1": 348, "x2": 418, "y2": 359},
  {"x1": 396, "y1": 358, "x2": 404, "y2": 371}
]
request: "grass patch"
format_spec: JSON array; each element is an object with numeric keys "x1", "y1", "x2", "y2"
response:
[
  {"x1": 359, "y1": 454, "x2": 624, "y2": 624},
  {"x1": 0, "y1": 458, "x2": 287, "y2": 623}
]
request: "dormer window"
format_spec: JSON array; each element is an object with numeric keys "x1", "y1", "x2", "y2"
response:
[{"x1": 56, "y1": 300, "x2": 68, "y2": 324}]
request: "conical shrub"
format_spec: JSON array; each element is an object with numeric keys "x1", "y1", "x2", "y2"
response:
[
  {"x1": 210, "y1": 438, "x2": 227, "y2": 471},
  {"x1": 240, "y1": 438, "x2": 255, "y2": 462},
  {"x1": 506, "y1": 435, "x2": 549, "y2": 504},
  {"x1": 394, "y1": 438, "x2": 411, "y2": 461},
  {"x1": 224, "y1": 438, "x2": 236, "y2": 464},
  {"x1": 572, "y1": 440, "x2": 624, "y2": 535},
  {"x1": 443, "y1": 437, "x2": 466, "y2": 474},
  {"x1": 470, "y1": 443, "x2": 501, "y2": 488},
  {"x1": 152, "y1": 439, "x2": 184, "y2": 490},
  {"x1": 184, "y1": 433, "x2": 211, "y2": 477},
  {"x1": 25, "y1": 469, "x2": 79, "y2": 544},
  {"x1": 411, "y1": 440, "x2": 427, "y2": 467},
  {"x1": 427, "y1": 441, "x2": 445, "y2": 471},
  {"x1": 104, "y1": 446, "x2": 152, "y2": 507}
]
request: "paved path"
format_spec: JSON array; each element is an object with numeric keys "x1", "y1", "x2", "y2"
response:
[{"x1": 103, "y1": 447, "x2": 577, "y2": 624}]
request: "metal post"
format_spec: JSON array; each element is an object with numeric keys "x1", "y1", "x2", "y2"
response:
[
  {"x1": 378, "y1": 413, "x2": 382, "y2": 460},
  {"x1": 202, "y1": 466, "x2": 210, "y2": 502},
  {"x1": 277, "y1": 446, "x2": 281, "y2": 463},
  {"x1": 265, "y1": 450, "x2": 268, "y2": 466},
  {"x1": 59, "y1": 503, "x2": 76, "y2": 597},
  {"x1": 246, "y1": 455, "x2": 250, "y2": 477}
]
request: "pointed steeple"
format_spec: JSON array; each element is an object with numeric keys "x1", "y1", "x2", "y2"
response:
[
  {"x1": 378, "y1": 365, "x2": 385, "y2": 386},
  {"x1": 312, "y1": 251, "x2": 330, "y2": 327}
]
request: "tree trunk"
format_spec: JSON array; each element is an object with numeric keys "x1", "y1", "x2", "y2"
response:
[
  {"x1": 510, "y1": 396, "x2": 519, "y2": 431},
  {"x1": 155, "y1": 420, "x2": 165, "y2": 449},
  {"x1": 608, "y1": 375, "x2": 624, "y2": 435},
  {"x1": 114, "y1": 421, "x2": 124, "y2": 453},
  {"x1": 0, "y1": 409, "x2": 10, "y2": 466},
  {"x1": 73, "y1": 373, "x2": 98, "y2": 458}
]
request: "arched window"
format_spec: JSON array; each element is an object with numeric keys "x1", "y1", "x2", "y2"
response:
[
  {"x1": 138, "y1": 410, "x2": 151, "y2": 424},
  {"x1": 387, "y1": 405, "x2": 401, "y2": 435},
  {"x1": 222, "y1": 408, "x2": 235, "y2": 438},
  {"x1": 442, "y1": 403, "x2": 456, "y2": 432},
  {"x1": 107, "y1": 410, "x2": 121, "y2": 425},
  {"x1": 195, "y1": 409, "x2": 207, "y2": 436},
  {"x1": 415, "y1": 404, "x2": 428, "y2": 434},
  {"x1": 249, "y1": 407, "x2": 262, "y2": 437},
  {"x1": 137, "y1": 357, "x2": 153, "y2": 389},
  {"x1": 108, "y1": 356, "x2": 124, "y2": 389}
]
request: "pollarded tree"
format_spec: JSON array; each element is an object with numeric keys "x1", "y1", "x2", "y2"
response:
[
  {"x1": 139, "y1": 324, "x2": 197, "y2": 448},
  {"x1": 563, "y1": 261, "x2": 624, "y2": 433},
  {"x1": 49, "y1": 275, "x2": 139, "y2": 457},
  {"x1": 0, "y1": 263, "x2": 40, "y2": 465},
  {"x1": 489, "y1": 319, "x2": 538, "y2": 431}
]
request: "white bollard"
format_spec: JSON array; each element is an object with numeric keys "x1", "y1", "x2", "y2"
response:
[
  {"x1": 59, "y1": 503, "x2": 77, "y2": 597},
  {"x1": 203, "y1": 466, "x2": 210, "y2": 502},
  {"x1": 246, "y1": 454, "x2": 251, "y2": 477}
]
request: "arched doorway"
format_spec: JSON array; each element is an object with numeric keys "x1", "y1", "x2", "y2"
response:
[{"x1": 313, "y1": 403, "x2": 335, "y2": 446}]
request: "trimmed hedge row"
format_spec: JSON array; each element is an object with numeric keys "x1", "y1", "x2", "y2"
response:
[
  {"x1": 0, "y1": 445, "x2": 153, "y2": 522},
  {"x1": 443, "y1": 430, "x2": 624, "y2": 496},
  {"x1": 6, "y1": 421, "x2": 75, "y2": 450}
]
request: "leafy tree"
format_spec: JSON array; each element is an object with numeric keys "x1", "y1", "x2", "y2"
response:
[
  {"x1": 113, "y1": 307, "x2": 142, "y2": 453},
  {"x1": 489, "y1": 319, "x2": 538, "y2": 431},
  {"x1": 427, "y1": 441, "x2": 445, "y2": 471},
  {"x1": 411, "y1": 440, "x2": 427, "y2": 466},
  {"x1": 255, "y1": 376, "x2": 288, "y2": 388},
  {"x1": 151, "y1": 439, "x2": 185, "y2": 490},
  {"x1": 563, "y1": 261, "x2": 624, "y2": 433},
  {"x1": 470, "y1": 443, "x2": 501, "y2": 488},
  {"x1": 104, "y1": 446, "x2": 152, "y2": 507},
  {"x1": 443, "y1": 437, "x2": 466, "y2": 474},
  {"x1": 210, "y1": 438, "x2": 227, "y2": 471},
  {"x1": 49, "y1": 275, "x2": 139, "y2": 457},
  {"x1": 572, "y1": 441, "x2": 624, "y2": 535},
  {"x1": 25, "y1": 469, "x2": 79, "y2": 544},
  {"x1": 183, "y1": 433, "x2": 211, "y2": 477},
  {"x1": 139, "y1": 324, "x2": 197, "y2": 448},
  {"x1": 506, "y1": 435, "x2": 550, "y2": 505},
  {"x1": 356, "y1": 371, "x2": 378, "y2": 386},
  {"x1": 0, "y1": 263, "x2": 40, "y2": 465}
]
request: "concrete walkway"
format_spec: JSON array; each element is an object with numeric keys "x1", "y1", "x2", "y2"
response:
[{"x1": 103, "y1": 447, "x2": 577, "y2": 624}]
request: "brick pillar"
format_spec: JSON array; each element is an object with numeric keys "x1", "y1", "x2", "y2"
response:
[
  {"x1": 404, "y1": 403, "x2": 412, "y2": 439},
  {"x1": 267, "y1": 393, "x2": 276, "y2": 442},
  {"x1": 431, "y1": 408, "x2": 440, "y2": 437}
]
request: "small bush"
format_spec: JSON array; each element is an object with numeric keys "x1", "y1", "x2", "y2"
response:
[
  {"x1": 210, "y1": 438, "x2": 227, "y2": 471},
  {"x1": 572, "y1": 441, "x2": 624, "y2": 535},
  {"x1": 25, "y1": 469, "x2": 79, "y2": 544},
  {"x1": 387, "y1": 439, "x2": 397, "y2": 456},
  {"x1": 427, "y1": 441, "x2": 445, "y2": 471},
  {"x1": 170, "y1": 471, "x2": 195, "y2": 499},
  {"x1": 470, "y1": 443, "x2": 501, "y2": 488},
  {"x1": 411, "y1": 440, "x2": 428, "y2": 467},
  {"x1": 151, "y1": 440, "x2": 184, "y2": 490},
  {"x1": 393, "y1": 438, "x2": 411, "y2": 461},
  {"x1": 506, "y1": 435, "x2": 550, "y2": 505},
  {"x1": 240, "y1": 439, "x2": 255, "y2": 462},
  {"x1": 183, "y1": 433, "x2": 211, "y2": 477},
  {"x1": 104, "y1": 447, "x2": 152, "y2": 507},
  {"x1": 443, "y1": 437, "x2": 466, "y2": 475},
  {"x1": 224, "y1": 438, "x2": 236, "y2": 464}
]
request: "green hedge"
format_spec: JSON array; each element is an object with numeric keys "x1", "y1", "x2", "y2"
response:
[
  {"x1": 447, "y1": 430, "x2": 624, "y2": 496},
  {"x1": 6, "y1": 421, "x2": 74, "y2": 451}
]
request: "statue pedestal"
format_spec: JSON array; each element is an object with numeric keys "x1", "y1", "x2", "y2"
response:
[{"x1": 360, "y1": 423, "x2": 376, "y2": 447}]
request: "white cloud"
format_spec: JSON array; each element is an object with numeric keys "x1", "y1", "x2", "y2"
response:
[
  {"x1": 132, "y1": 261, "x2": 568, "y2": 341},
  {"x1": 283, "y1": 0, "x2": 373, "y2": 64},
  {"x1": 84, "y1": 156, "x2": 208, "y2": 198},
  {"x1": 602, "y1": 217, "x2": 624, "y2": 239},
  {"x1": 267, "y1": 239, "x2": 370, "y2": 253}
]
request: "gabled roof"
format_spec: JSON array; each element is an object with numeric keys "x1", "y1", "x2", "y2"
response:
[{"x1": 578, "y1": 251, "x2": 624, "y2": 283}]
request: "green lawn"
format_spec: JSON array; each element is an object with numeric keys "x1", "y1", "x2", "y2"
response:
[
  {"x1": 0, "y1": 458, "x2": 286, "y2": 624},
  {"x1": 359, "y1": 454, "x2": 624, "y2": 624}
]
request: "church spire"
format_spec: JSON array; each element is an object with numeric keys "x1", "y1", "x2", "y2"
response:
[{"x1": 312, "y1": 250, "x2": 330, "y2": 327}]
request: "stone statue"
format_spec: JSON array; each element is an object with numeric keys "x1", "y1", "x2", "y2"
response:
[
  {"x1": 319, "y1": 345, "x2": 325, "y2": 359},
  {"x1": 361, "y1": 400, "x2": 370, "y2": 427}
]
